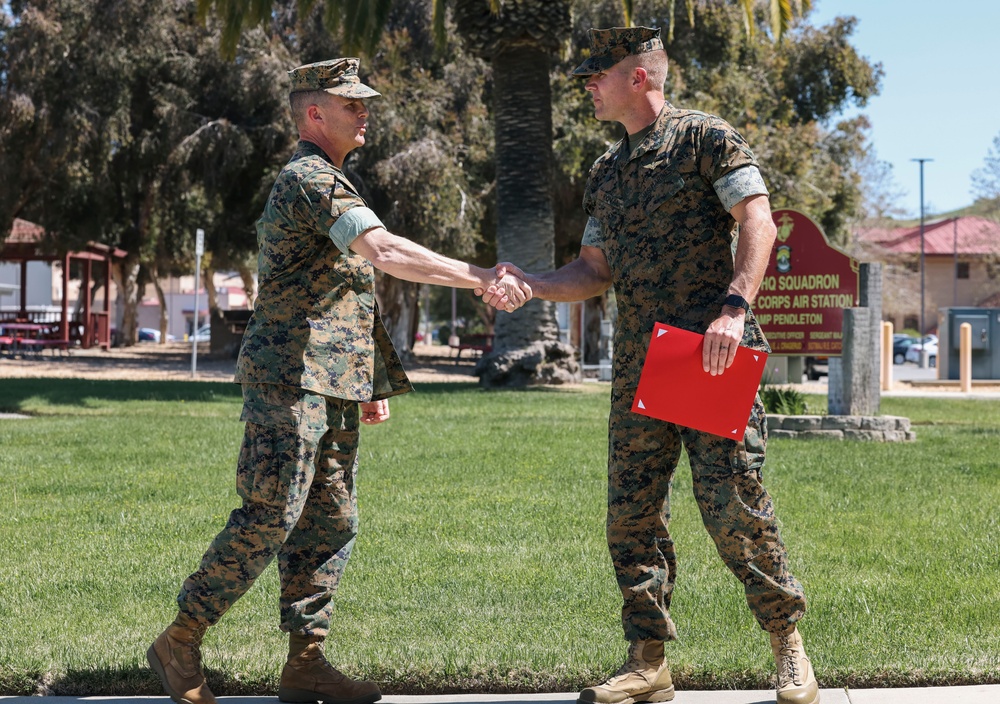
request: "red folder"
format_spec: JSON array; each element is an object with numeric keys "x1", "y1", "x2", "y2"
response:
[{"x1": 631, "y1": 323, "x2": 768, "y2": 439}]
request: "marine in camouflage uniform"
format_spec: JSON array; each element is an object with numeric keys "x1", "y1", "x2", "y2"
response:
[
  {"x1": 148, "y1": 58, "x2": 529, "y2": 704},
  {"x1": 500, "y1": 27, "x2": 818, "y2": 704}
]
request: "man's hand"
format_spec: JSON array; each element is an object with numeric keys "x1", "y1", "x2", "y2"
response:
[
  {"x1": 360, "y1": 399, "x2": 390, "y2": 424},
  {"x1": 703, "y1": 308, "x2": 746, "y2": 376},
  {"x1": 478, "y1": 263, "x2": 532, "y2": 312}
]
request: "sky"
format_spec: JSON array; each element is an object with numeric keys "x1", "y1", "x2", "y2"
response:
[{"x1": 808, "y1": 0, "x2": 1000, "y2": 218}]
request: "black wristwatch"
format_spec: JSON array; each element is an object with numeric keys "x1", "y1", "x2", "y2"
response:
[{"x1": 723, "y1": 294, "x2": 750, "y2": 312}]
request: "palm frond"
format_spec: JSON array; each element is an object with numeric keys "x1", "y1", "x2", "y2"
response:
[
  {"x1": 770, "y1": 0, "x2": 794, "y2": 41},
  {"x1": 432, "y1": 0, "x2": 447, "y2": 50},
  {"x1": 738, "y1": 0, "x2": 755, "y2": 40}
]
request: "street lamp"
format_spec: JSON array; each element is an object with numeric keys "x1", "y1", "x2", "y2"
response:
[{"x1": 912, "y1": 158, "x2": 932, "y2": 367}]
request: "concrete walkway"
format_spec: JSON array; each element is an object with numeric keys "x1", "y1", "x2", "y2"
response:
[{"x1": 3, "y1": 686, "x2": 999, "y2": 704}]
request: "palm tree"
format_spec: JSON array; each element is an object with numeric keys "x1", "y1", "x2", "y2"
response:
[
  {"x1": 446, "y1": 1, "x2": 570, "y2": 378},
  {"x1": 622, "y1": 0, "x2": 811, "y2": 42}
]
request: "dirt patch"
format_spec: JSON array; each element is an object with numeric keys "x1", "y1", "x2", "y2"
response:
[{"x1": 0, "y1": 342, "x2": 482, "y2": 384}]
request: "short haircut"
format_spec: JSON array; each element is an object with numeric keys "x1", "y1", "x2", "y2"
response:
[
  {"x1": 289, "y1": 90, "x2": 330, "y2": 127},
  {"x1": 620, "y1": 49, "x2": 668, "y2": 91}
]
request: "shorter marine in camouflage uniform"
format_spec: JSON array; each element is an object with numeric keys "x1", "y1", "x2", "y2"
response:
[
  {"x1": 502, "y1": 26, "x2": 819, "y2": 704},
  {"x1": 148, "y1": 57, "x2": 530, "y2": 704}
]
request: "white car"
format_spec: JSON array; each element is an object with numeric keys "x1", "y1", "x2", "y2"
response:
[{"x1": 905, "y1": 339, "x2": 938, "y2": 367}]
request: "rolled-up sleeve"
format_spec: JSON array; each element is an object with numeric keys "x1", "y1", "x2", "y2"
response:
[
  {"x1": 328, "y1": 206, "x2": 385, "y2": 254},
  {"x1": 712, "y1": 165, "x2": 768, "y2": 212},
  {"x1": 581, "y1": 216, "x2": 604, "y2": 248}
]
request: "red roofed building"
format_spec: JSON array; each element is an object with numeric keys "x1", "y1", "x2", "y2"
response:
[{"x1": 854, "y1": 216, "x2": 1000, "y2": 333}]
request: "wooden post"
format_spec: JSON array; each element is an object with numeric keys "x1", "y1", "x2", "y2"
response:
[
  {"x1": 960, "y1": 322, "x2": 972, "y2": 393},
  {"x1": 83, "y1": 259, "x2": 93, "y2": 349},
  {"x1": 19, "y1": 259, "x2": 28, "y2": 319},
  {"x1": 61, "y1": 253, "x2": 71, "y2": 344},
  {"x1": 881, "y1": 320, "x2": 893, "y2": 391}
]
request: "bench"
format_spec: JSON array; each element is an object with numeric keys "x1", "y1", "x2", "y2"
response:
[
  {"x1": 16, "y1": 338, "x2": 71, "y2": 357},
  {"x1": 450, "y1": 333, "x2": 494, "y2": 364}
]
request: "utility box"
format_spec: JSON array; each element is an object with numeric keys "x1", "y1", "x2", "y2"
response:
[{"x1": 940, "y1": 307, "x2": 1000, "y2": 379}]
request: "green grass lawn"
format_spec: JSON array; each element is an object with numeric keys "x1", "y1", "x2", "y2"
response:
[{"x1": 0, "y1": 378, "x2": 998, "y2": 695}]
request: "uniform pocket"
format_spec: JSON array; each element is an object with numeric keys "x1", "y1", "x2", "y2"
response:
[
  {"x1": 237, "y1": 419, "x2": 297, "y2": 507},
  {"x1": 236, "y1": 384, "x2": 326, "y2": 509},
  {"x1": 643, "y1": 172, "x2": 685, "y2": 214},
  {"x1": 592, "y1": 193, "x2": 625, "y2": 233},
  {"x1": 730, "y1": 397, "x2": 767, "y2": 473}
]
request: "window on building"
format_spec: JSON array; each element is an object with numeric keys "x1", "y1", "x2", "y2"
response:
[{"x1": 957, "y1": 262, "x2": 970, "y2": 279}]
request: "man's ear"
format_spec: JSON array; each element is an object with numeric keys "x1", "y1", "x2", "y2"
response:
[
  {"x1": 632, "y1": 67, "x2": 648, "y2": 91},
  {"x1": 306, "y1": 103, "x2": 324, "y2": 124}
]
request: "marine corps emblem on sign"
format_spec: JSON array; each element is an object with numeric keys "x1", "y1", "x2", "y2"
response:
[
  {"x1": 776, "y1": 212, "x2": 794, "y2": 243},
  {"x1": 776, "y1": 244, "x2": 791, "y2": 273}
]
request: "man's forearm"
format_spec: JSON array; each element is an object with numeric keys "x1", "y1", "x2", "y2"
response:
[
  {"x1": 352, "y1": 227, "x2": 492, "y2": 289},
  {"x1": 513, "y1": 245, "x2": 612, "y2": 302},
  {"x1": 729, "y1": 195, "x2": 777, "y2": 302}
]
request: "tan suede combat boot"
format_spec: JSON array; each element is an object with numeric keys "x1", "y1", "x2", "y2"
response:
[
  {"x1": 279, "y1": 634, "x2": 381, "y2": 704},
  {"x1": 770, "y1": 628, "x2": 820, "y2": 704},
  {"x1": 146, "y1": 612, "x2": 216, "y2": 704},
  {"x1": 578, "y1": 639, "x2": 675, "y2": 704}
]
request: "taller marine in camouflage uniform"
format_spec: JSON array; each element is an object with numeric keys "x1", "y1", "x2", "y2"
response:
[
  {"x1": 492, "y1": 27, "x2": 819, "y2": 704},
  {"x1": 147, "y1": 58, "x2": 530, "y2": 704}
]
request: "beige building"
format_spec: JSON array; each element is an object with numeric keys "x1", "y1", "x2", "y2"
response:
[{"x1": 855, "y1": 216, "x2": 1000, "y2": 334}]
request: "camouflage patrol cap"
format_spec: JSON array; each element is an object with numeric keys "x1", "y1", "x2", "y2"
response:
[
  {"x1": 288, "y1": 57, "x2": 381, "y2": 99},
  {"x1": 572, "y1": 26, "x2": 664, "y2": 76}
]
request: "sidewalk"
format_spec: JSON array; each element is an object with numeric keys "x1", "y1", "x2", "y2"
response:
[{"x1": 3, "y1": 687, "x2": 1000, "y2": 704}]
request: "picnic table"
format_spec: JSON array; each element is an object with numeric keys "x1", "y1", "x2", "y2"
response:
[
  {"x1": 0, "y1": 322, "x2": 70, "y2": 356},
  {"x1": 449, "y1": 333, "x2": 494, "y2": 364}
]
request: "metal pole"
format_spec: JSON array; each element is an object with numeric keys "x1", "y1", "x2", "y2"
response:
[
  {"x1": 953, "y1": 217, "x2": 958, "y2": 306},
  {"x1": 192, "y1": 228, "x2": 204, "y2": 377},
  {"x1": 912, "y1": 158, "x2": 932, "y2": 367},
  {"x1": 448, "y1": 287, "x2": 459, "y2": 350}
]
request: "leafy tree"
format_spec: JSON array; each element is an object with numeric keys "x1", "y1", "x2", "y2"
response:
[
  {"x1": 972, "y1": 131, "x2": 1000, "y2": 223},
  {"x1": 2, "y1": 1, "x2": 293, "y2": 344},
  {"x1": 0, "y1": 0, "x2": 125, "y2": 235}
]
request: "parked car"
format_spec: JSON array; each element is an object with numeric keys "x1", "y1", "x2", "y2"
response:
[
  {"x1": 190, "y1": 324, "x2": 211, "y2": 342},
  {"x1": 905, "y1": 338, "x2": 938, "y2": 367},
  {"x1": 138, "y1": 327, "x2": 176, "y2": 343},
  {"x1": 892, "y1": 334, "x2": 918, "y2": 365},
  {"x1": 804, "y1": 356, "x2": 828, "y2": 380}
]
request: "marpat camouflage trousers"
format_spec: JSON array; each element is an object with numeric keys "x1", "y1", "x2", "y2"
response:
[
  {"x1": 608, "y1": 388, "x2": 806, "y2": 642},
  {"x1": 177, "y1": 383, "x2": 360, "y2": 636}
]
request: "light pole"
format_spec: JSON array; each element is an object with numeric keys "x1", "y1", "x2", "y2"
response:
[{"x1": 912, "y1": 158, "x2": 932, "y2": 367}]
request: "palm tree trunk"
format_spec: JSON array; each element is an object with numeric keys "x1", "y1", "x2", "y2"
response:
[{"x1": 491, "y1": 42, "x2": 560, "y2": 352}]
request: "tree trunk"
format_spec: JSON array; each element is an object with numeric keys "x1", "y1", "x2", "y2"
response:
[
  {"x1": 152, "y1": 272, "x2": 168, "y2": 344},
  {"x1": 492, "y1": 43, "x2": 558, "y2": 350},
  {"x1": 118, "y1": 257, "x2": 141, "y2": 347},
  {"x1": 583, "y1": 295, "x2": 606, "y2": 365},
  {"x1": 376, "y1": 272, "x2": 418, "y2": 365},
  {"x1": 476, "y1": 42, "x2": 580, "y2": 386},
  {"x1": 204, "y1": 263, "x2": 219, "y2": 323},
  {"x1": 236, "y1": 262, "x2": 256, "y2": 309}
]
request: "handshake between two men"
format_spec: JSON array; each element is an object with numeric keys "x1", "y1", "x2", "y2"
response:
[{"x1": 479, "y1": 262, "x2": 535, "y2": 312}]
